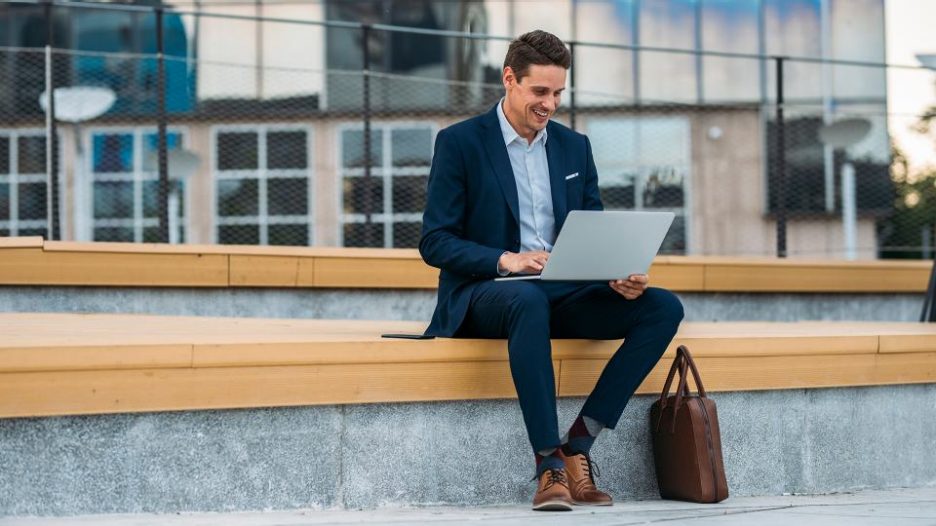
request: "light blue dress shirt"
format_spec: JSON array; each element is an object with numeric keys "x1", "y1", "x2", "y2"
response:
[{"x1": 496, "y1": 99, "x2": 556, "y2": 254}]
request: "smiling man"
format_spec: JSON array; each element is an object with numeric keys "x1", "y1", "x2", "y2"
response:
[{"x1": 419, "y1": 30, "x2": 684, "y2": 511}]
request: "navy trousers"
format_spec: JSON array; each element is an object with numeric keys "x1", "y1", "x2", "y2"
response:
[{"x1": 459, "y1": 280, "x2": 684, "y2": 452}]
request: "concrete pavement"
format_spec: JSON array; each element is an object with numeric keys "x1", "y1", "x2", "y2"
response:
[{"x1": 2, "y1": 486, "x2": 935, "y2": 526}]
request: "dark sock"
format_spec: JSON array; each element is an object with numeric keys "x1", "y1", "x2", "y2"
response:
[
  {"x1": 561, "y1": 414, "x2": 599, "y2": 456},
  {"x1": 534, "y1": 449, "x2": 564, "y2": 477}
]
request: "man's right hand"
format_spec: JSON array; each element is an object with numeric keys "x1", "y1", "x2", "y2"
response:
[{"x1": 498, "y1": 250, "x2": 550, "y2": 275}]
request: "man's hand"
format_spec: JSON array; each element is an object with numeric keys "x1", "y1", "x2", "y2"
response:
[
  {"x1": 609, "y1": 274, "x2": 649, "y2": 300},
  {"x1": 498, "y1": 251, "x2": 550, "y2": 275}
]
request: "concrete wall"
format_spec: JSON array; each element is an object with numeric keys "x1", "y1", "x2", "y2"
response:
[
  {"x1": 0, "y1": 287, "x2": 923, "y2": 323},
  {"x1": 2, "y1": 384, "x2": 934, "y2": 516}
]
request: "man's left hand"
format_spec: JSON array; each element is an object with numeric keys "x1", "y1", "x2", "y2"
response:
[{"x1": 609, "y1": 274, "x2": 649, "y2": 300}]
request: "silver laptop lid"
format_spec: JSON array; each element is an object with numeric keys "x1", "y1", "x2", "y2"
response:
[{"x1": 539, "y1": 210, "x2": 675, "y2": 281}]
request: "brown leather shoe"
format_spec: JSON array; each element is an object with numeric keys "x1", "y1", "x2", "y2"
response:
[
  {"x1": 559, "y1": 449, "x2": 613, "y2": 506},
  {"x1": 532, "y1": 468, "x2": 574, "y2": 511}
]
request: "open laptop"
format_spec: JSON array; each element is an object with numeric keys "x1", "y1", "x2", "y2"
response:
[{"x1": 495, "y1": 210, "x2": 675, "y2": 281}]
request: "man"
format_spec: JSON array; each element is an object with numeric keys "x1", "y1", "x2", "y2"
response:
[{"x1": 419, "y1": 30, "x2": 684, "y2": 511}]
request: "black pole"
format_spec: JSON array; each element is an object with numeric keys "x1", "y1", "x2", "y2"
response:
[
  {"x1": 362, "y1": 24, "x2": 374, "y2": 247},
  {"x1": 569, "y1": 41, "x2": 576, "y2": 132},
  {"x1": 44, "y1": 0, "x2": 60, "y2": 241},
  {"x1": 156, "y1": 7, "x2": 169, "y2": 243},
  {"x1": 774, "y1": 56, "x2": 787, "y2": 258}
]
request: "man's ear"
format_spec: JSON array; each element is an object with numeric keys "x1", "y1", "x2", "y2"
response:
[{"x1": 503, "y1": 66, "x2": 515, "y2": 90}]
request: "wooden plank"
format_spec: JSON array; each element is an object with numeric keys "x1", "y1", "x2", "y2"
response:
[
  {"x1": 0, "y1": 360, "x2": 560, "y2": 418},
  {"x1": 0, "y1": 236, "x2": 44, "y2": 248},
  {"x1": 557, "y1": 352, "x2": 936, "y2": 397},
  {"x1": 43, "y1": 241, "x2": 420, "y2": 259},
  {"x1": 0, "y1": 248, "x2": 228, "y2": 287},
  {"x1": 704, "y1": 262, "x2": 928, "y2": 293},
  {"x1": 230, "y1": 255, "x2": 300, "y2": 287},
  {"x1": 647, "y1": 260, "x2": 705, "y2": 291},
  {"x1": 0, "y1": 345, "x2": 192, "y2": 373},
  {"x1": 313, "y1": 257, "x2": 438, "y2": 288}
]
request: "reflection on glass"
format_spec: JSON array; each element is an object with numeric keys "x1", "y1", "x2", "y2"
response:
[
  {"x1": 219, "y1": 224, "x2": 259, "y2": 245},
  {"x1": 342, "y1": 129, "x2": 382, "y2": 169},
  {"x1": 17, "y1": 182, "x2": 46, "y2": 220},
  {"x1": 17, "y1": 136, "x2": 46, "y2": 174},
  {"x1": 267, "y1": 131, "x2": 308, "y2": 170},
  {"x1": 217, "y1": 179, "x2": 259, "y2": 216},
  {"x1": 93, "y1": 181, "x2": 133, "y2": 219},
  {"x1": 343, "y1": 176, "x2": 384, "y2": 214},
  {"x1": 0, "y1": 138, "x2": 9, "y2": 174},
  {"x1": 268, "y1": 178, "x2": 308, "y2": 216},
  {"x1": 0, "y1": 183, "x2": 9, "y2": 217},
  {"x1": 93, "y1": 134, "x2": 134, "y2": 173},
  {"x1": 392, "y1": 175, "x2": 427, "y2": 214},
  {"x1": 94, "y1": 227, "x2": 134, "y2": 242},
  {"x1": 702, "y1": 0, "x2": 761, "y2": 102},
  {"x1": 600, "y1": 183, "x2": 636, "y2": 209},
  {"x1": 639, "y1": 0, "x2": 697, "y2": 103},
  {"x1": 269, "y1": 224, "x2": 308, "y2": 246},
  {"x1": 343, "y1": 222, "x2": 384, "y2": 248},
  {"x1": 392, "y1": 221, "x2": 421, "y2": 249},
  {"x1": 217, "y1": 132, "x2": 259, "y2": 170},
  {"x1": 143, "y1": 180, "x2": 184, "y2": 218},
  {"x1": 391, "y1": 129, "x2": 432, "y2": 167}
]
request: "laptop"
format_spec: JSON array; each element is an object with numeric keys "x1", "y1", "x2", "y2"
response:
[{"x1": 495, "y1": 210, "x2": 675, "y2": 281}]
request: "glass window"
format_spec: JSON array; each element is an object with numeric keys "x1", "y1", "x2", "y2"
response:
[
  {"x1": 587, "y1": 116, "x2": 691, "y2": 255},
  {"x1": 764, "y1": 0, "x2": 822, "y2": 102},
  {"x1": 217, "y1": 132, "x2": 259, "y2": 171},
  {"x1": 638, "y1": 0, "x2": 698, "y2": 103},
  {"x1": 214, "y1": 126, "x2": 312, "y2": 246},
  {"x1": 701, "y1": 0, "x2": 761, "y2": 103},
  {"x1": 575, "y1": 0, "x2": 635, "y2": 105},
  {"x1": 88, "y1": 128, "x2": 186, "y2": 243},
  {"x1": 0, "y1": 131, "x2": 49, "y2": 237},
  {"x1": 339, "y1": 123, "x2": 434, "y2": 248}
]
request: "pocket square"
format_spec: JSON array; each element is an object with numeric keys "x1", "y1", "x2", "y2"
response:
[{"x1": 565, "y1": 172, "x2": 579, "y2": 180}]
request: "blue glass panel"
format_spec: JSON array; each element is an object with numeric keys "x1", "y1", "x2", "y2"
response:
[
  {"x1": 638, "y1": 0, "x2": 697, "y2": 103},
  {"x1": 702, "y1": 0, "x2": 761, "y2": 102},
  {"x1": 92, "y1": 133, "x2": 134, "y2": 173}
]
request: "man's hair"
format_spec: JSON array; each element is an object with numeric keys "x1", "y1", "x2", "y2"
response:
[{"x1": 503, "y1": 30, "x2": 571, "y2": 82}]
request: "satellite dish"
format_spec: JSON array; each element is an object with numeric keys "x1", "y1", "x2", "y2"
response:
[
  {"x1": 817, "y1": 118, "x2": 872, "y2": 149},
  {"x1": 917, "y1": 53, "x2": 936, "y2": 70},
  {"x1": 143, "y1": 149, "x2": 200, "y2": 180},
  {"x1": 39, "y1": 86, "x2": 116, "y2": 123}
]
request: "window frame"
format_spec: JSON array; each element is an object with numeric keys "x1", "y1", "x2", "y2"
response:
[
  {"x1": 83, "y1": 125, "x2": 190, "y2": 243},
  {"x1": 210, "y1": 123, "x2": 315, "y2": 246},
  {"x1": 0, "y1": 128, "x2": 53, "y2": 237},
  {"x1": 336, "y1": 120, "x2": 437, "y2": 248}
]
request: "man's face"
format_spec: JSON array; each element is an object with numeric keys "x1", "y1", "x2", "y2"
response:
[{"x1": 502, "y1": 64, "x2": 567, "y2": 141}]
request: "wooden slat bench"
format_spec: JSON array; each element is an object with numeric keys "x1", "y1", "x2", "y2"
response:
[
  {"x1": 0, "y1": 237, "x2": 930, "y2": 292},
  {"x1": 1, "y1": 313, "x2": 935, "y2": 419}
]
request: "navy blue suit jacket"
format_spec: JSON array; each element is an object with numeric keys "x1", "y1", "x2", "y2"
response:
[{"x1": 419, "y1": 104, "x2": 604, "y2": 337}]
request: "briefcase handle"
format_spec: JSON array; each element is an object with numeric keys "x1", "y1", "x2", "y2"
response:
[{"x1": 656, "y1": 345, "x2": 709, "y2": 433}]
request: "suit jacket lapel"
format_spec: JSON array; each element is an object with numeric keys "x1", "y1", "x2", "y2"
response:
[
  {"x1": 546, "y1": 126, "x2": 568, "y2": 231},
  {"x1": 481, "y1": 106, "x2": 520, "y2": 227}
]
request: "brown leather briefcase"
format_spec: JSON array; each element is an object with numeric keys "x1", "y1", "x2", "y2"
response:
[{"x1": 649, "y1": 345, "x2": 729, "y2": 503}]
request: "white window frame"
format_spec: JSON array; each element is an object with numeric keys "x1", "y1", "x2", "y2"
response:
[
  {"x1": 210, "y1": 123, "x2": 315, "y2": 246},
  {"x1": 82, "y1": 126, "x2": 190, "y2": 243},
  {"x1": 336, "y1": 121, "x2": 437, "y2": 248},
  {"x1": 0, "y1": 129, "x2": 52, "y2": 237}
]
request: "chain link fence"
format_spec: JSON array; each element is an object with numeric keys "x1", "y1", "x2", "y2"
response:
[{"x1": 1, "y1": 0, "x2": 934, "y2": 260}]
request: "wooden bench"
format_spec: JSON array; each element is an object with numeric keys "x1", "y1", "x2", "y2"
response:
[
  {"x1": 2, "y1": 313, "x2": 935, "y2": 419},
  {"x1": 0, "y1": 237, "x2": 929, "y2": 292}
]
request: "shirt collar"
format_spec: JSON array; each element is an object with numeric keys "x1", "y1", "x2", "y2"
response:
[{"x1": 496, "y1": 98, "x2": 547, "y2": 148}]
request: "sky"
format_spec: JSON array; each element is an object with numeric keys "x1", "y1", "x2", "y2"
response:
[{"x1": 886, "y1": 0, "x2": 936, "y2": 176}]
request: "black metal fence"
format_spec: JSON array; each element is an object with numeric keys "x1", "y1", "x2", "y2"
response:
[{"x1": 1, "y1": 0, "x2": 934, "y2": 260}]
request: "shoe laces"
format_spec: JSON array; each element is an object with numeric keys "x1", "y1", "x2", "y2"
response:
[
  {"x1": 577, "y1": 452, "x2": 601, "y2": 484},
  {"x1": 534, "y1": 468, "x2": 569, "y2": 489}
]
